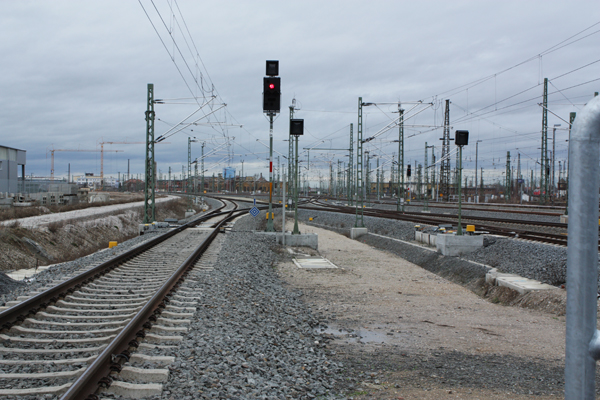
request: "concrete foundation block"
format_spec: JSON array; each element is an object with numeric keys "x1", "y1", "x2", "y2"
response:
[
  {"x1": 486, "y1": 268, "x2": 556, "y2": 294},
  {"x1": 350, "y1": 227, "x2": 368, "y2": 239},
  {"x1": 436, "y1": 234, "x2": 484, "y2": 256},
  {"x1": 104, "y1": 381, "x2": 163, "y2": 399},
  {"x1": 277, "y1": 232, "x2": 318, "y2": 250}
]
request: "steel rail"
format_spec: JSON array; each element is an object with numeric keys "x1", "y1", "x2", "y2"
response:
[
  {"x1": 62, "y1": 202, "x2": 246, "y2": 399},
  {"x1": 0, "y1": 202, "x2": 227, "y2": 331},
  {"x1": 366, "y1": 198, "x2": 567, "y2": 213},
  {"x1": 302, "y1": 200, "x2": 600, "y2": 249},
  {"x1": 311, "y1": 199, "x2": 568, "y2": 229}
]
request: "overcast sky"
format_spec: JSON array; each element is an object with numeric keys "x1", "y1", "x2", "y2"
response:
[{"x1": 1, "y1": 1, "x2": 598, "y2": 188}]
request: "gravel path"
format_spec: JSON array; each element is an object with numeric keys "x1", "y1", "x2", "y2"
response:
[
  {"x1": 0, "y1": 196, "x2": 179, "y2": 228},
  {"x1": 277, "y1": 221, "x2": 574, "y2": 399}
]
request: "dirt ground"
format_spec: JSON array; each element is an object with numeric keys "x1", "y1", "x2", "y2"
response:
[{"x1": 276, "y1": 222, "x2": 571, "y2": 399}]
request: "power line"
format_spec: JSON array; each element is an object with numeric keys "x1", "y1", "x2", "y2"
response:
[
  {"x1": 435, "y1": 21, "x2": 600, "y2": 98},
  {"x1": 454, "y1": 77, "x2": 600, "y2": 125}
]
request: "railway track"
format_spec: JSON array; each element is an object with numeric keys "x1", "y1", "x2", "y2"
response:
[
  {"x1": 303, "y1": 199, "x2": 589, "y2": 249},
  {"x1": 0, "y1": 198, "x2": 254, "y2": 399}
]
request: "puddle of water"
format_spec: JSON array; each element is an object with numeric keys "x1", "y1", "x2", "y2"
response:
[{"x1": 317, "y1": 324, "x2": 397, "y2": 344}]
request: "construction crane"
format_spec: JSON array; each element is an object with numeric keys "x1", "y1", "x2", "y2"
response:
[
  {"x1": 47, "y1": 147, "x2": 123, "y2": 181},
  {"x1": 99, "y1": 140, "x2": 169, "y2": 182}
]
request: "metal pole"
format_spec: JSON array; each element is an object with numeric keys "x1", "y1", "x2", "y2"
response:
[
  {"x1": 552, "y1": 124, "x2": 561, "y2": 200},
  {"x1": 565, "y1": 112, "x2": 576, "y2": 215},
  {"x1": 475, "y1": 140, "x2": 481, "y2": 203},
  {"x1": 541, "y1": 77, "x2": 549, "y2": 204},
  {"x1": 201, "y1": 143, "x2": 205, "y2": 194},
  {"x1": 144, "y1": 83, "x2": 156, "y2": 223},
  {"x1": 457, "y1": 145, "x2": 463, "y2": 235},
  {"x1": 432, "y1": 146, "x2": 436, "y2": 201},
  {"x1": 293, "y1": 135, "x2": 300, "y2": 234},
  {"x1": 267, "y1": 113, "x2": 274, "y2": 232},
  {"x1": 565, "y1": 95, "x2": 600, "y2": 399},
  {"x1": 376, "y1": 157, "x2": 380, "y2": 201},
  {"x1": 288, "y1": 101, "x2": 295, "y2": 198},
  {"x1": 348, "y1": 124, "x2": 354, "y2": 205},
  {"x1": 282, "y1": 172, "x2": 286, "y2": 245},
  {"x1": 355, "y1": 98, "x2": 364, "y2": 227},
  {"x1": 398, "y1": 106, "x2": 405, "y2": 212}
]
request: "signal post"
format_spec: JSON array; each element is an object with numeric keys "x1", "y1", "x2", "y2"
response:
[{"x1": 263, "y1": 61, "x2": 280, "y2": 232}]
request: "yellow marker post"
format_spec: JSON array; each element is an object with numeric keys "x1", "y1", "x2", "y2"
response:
[
  {"x1": 108, "y1": 241, "x2": 118, "y2": 248},
  {"x1": 466, "y1": 225, "x2": 475, "y2": 233},
  {"x1": 309, "y1": 217, "x2": 313, "y2": 221}
]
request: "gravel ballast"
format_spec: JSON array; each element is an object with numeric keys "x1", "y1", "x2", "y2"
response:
[
  {"x1": 294, "y1": 206, "x2": 599, "y2": 288},
  {"x1": 149, "y1": 214, "x2": 344, "y2": 399}
]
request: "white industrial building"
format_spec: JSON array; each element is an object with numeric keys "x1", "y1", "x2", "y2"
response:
[
  {"x1": 0, "y1": 145, "x2": 26, "y2": 193},
  {"x1": 73, "y1": 174, "x2": 119, "y2": 189}
]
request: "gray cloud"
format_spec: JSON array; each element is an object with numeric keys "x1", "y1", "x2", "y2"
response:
[{"x1": 0, "y1": 0, "x2": 598, "y2": 187}]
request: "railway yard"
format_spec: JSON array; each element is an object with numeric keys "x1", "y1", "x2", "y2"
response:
[{"x1": 0, "y1": 194, "x2": 596, "y2": 399}]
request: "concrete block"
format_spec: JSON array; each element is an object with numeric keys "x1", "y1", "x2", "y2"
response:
[
  {"x1": 560, "y1": 215, "x2": 568, "y2": 224},
  {"x1": 351, "y1": 227, "x2": 368, "y2": 239},
  {"x1": 436, "y1": 234, "x2": 483, "y2": 256},
  {"x1": 104, "y1": 381, "x2": 163, "y2": 399},
  {"x1": 485, "y1": 268, "x2": 556, "y2": 294},
  {"x1": 120, "y1": 366, "x2": 169, "y2": 383},
  {"x1": 277, "y1": 232, "x2": 318, "y2": 250},
  {"x1": 429, "y1": 235, "x2": 436, "y2": 246}
]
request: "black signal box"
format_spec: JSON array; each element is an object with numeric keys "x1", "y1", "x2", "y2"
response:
[
  {"x1": 290, "y1": 119, "x2": 304, "y2": 136},
  {"x1": 263, "y1": 77, "x2": 281, "y2": 112},
  {"x1": 455, "y1": 130, "x2": 469, "y2": 146},
  {"x1": 266, "y1": 60, "x2": 279, "y2": 76}
]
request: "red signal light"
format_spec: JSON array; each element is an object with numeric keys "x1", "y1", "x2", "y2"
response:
[{"x1": 269, "y1": 83, "x2": 275, "y2": 89}]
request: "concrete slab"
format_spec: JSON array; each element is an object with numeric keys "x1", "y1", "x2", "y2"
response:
[
  {"x1": 103, "y1": 381, "x2": 163, "y2": 399},
  {"x1": 120, "y1": 366, "x2": 169, "y2": 383},
  {"x1": 350, "y1": 227, "x2": 368, "y2": 239},
  {"x1": 276, "y1": 232, "x2": 318, "y2": 250},
  {"x1": 485, "y1": 268, "x2": 556, "y2": 294},
  {"x1": 6, "y1": 266, "x2": 51, "y2": 281},
  {"x1": 436, "y1": 234, "x2": 484, "y2": 256},
  {"x1": 292, "y1": 257, "x2": 338, "y2": 269}
]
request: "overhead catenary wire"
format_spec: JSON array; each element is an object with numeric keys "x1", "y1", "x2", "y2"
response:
[{"x1": 435, "y1": 21, "x2": 600, "y2": 99}]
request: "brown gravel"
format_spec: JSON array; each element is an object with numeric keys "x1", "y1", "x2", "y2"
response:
[{"x1": 277, "y1": 222, "x2": 570, "y2": 399}]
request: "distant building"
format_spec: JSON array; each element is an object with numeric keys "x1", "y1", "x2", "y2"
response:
[
  {"x1": 223, "y1": 167, "x2": 236, "y2": 179},
  {"x1": 73, "y1": 174, "x2": 118, "y2": 189},
  {"x1": 0, "y1": 145, "x2": 26, "y2": 193}
]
